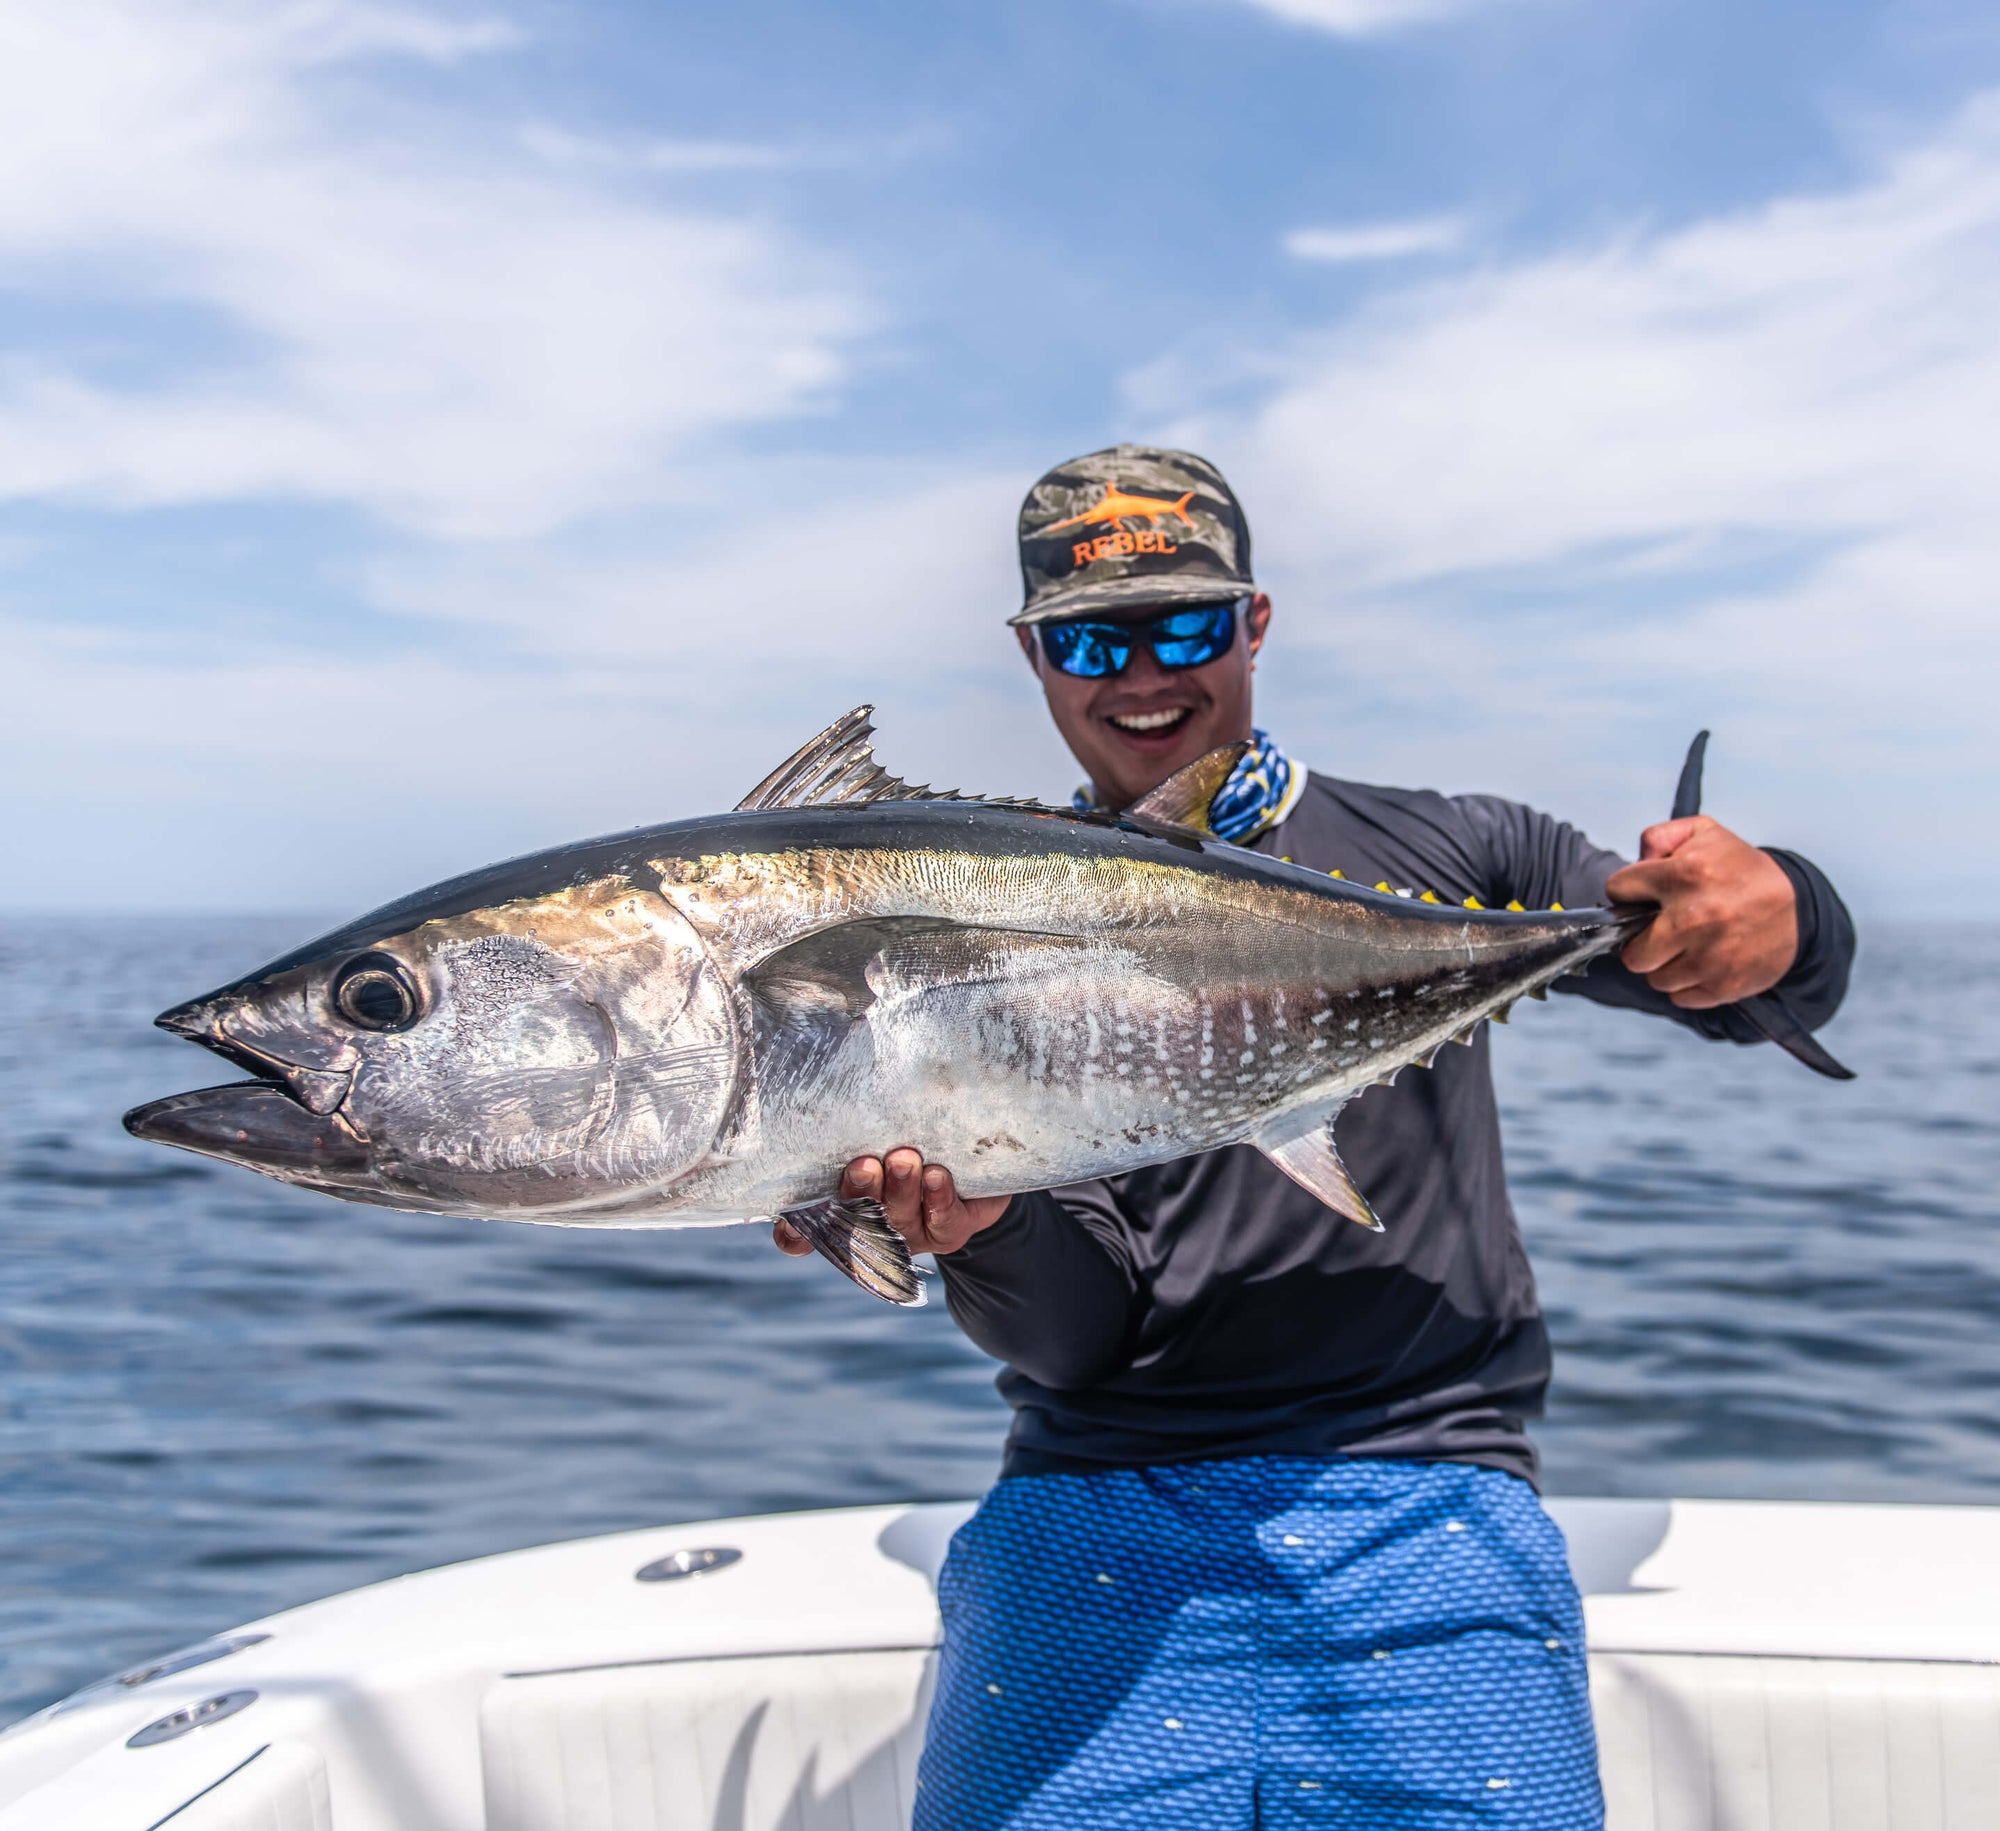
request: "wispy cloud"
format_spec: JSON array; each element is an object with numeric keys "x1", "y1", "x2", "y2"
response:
[
  {"x1": 517, "y1": 124, "x2": 792, "y2": 175},
  {"x1": 1229, "y1": 0, "x2": 1514, "y2": 37},
  {"x1": 1166, "y1": 92, "x2": 2000, "y2": 898},
  {"x1": 0, "y1": 0, "x2": 862, "y2": 539},
  {"x1": 1284, "y1": 216, "x2": 1468, "y2": 263}
]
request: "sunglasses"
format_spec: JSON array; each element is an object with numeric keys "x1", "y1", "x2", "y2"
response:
[{"x1": 1037, "y1": 601, "x2": 1242, "y2": 679}]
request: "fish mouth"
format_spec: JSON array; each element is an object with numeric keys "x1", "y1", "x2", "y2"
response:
[
  {"x1": 155, "y1": 1001, "x2": 355, "y2": 1116},
  {"x1": 122, "y1": 1082, "x2": 375, "y2": 1189}
]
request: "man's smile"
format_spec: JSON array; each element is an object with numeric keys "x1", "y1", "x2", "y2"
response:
[{"x1": 1107, "y1": 707, "x2": 1193, "y2": 736}]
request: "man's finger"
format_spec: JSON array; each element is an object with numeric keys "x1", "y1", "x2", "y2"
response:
[
  {"x1": 1620, "y1": 921, "x2": 1683, "y2": 976},
  {"x1": 879, "y1": 1146, "x2": 928, "y2": 1244},
  {"x1": 1642, "y1": 955, "x2": 1709, "y2": 998},
  {"x1": 772, "y1": 1218, "x2": 813, "y2": 1256},
  {"x1": 920, "y1": 1164, "x2": 968, "y2": 1252},
  {"x1": 840, "y1": 1155, "x2": 883, "y2": 1202},
  {"x1": 1637, "y1": 815, "x2": 1710, "y2": 861},
  {"x1": 1605, "y1": 857, "x2": 1679, "y2": 906}
]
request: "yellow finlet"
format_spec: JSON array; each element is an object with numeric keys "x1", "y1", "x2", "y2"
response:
[
  {"x1": 1419, "y1": 890, "x2": 1441, "y2": 904},
  {"x1": 1463, "y1": 896, "x2": 1484, "y2": 910},
  {"x1": 1505, "y1": 900, "x2": 1525, "y2": 912},
  {"x1": 1329, "y1": 869, "x2": 1344, "y2": 879},
  {"x1": 1550, "y1": 902, "x2": 1564, "y2": 912},
  {"x1": 1375, "y1": 882, "x2": 1392, "y2": 894}
]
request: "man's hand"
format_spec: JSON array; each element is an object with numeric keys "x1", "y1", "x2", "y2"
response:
[
  {"x1": 772, "y1": 1148, "x2": 1014, "y2": 1259},
  {"x1": 1606, "y1": 816, "x2": 1798, "y2": 1009}
]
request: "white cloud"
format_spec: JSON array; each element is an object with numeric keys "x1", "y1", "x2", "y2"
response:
[
  {"x1": 0, "y1": 0, "x2": 861, "y2": 538},
  {"x1": 517, "y1": 125, "x2": 791, "y2": 175},
  {"x1": 1166, "y1": 92, "x2": 2000, "y2": 903},
  {"x1": 1231, "y1": 0, "x2": 1512, "y2": 36},
  {"x1": 0, "y1": 463, "x2": 1069, "y2": 910},
  {"x1": 1284, "y1": 216, "x2": 1468, "y2": 263}
]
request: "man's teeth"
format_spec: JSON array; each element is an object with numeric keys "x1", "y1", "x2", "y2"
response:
[{"x1": 1110, "y1": 709, "x2": 1188, "y2": 733}]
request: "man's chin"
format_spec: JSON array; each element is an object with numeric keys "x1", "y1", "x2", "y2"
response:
[{"x1": 1093, "y1": 725, "x2": 1220, "y2": 803}]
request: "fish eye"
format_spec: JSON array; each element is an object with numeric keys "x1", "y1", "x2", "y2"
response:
[{"x1": 331, "y1": 954, "x2": 422, "y2": 1032}]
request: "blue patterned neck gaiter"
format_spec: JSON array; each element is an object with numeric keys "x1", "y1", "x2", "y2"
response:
[{"x1": 1073, "y1": 727, "x2": 1305, "y2": 844}]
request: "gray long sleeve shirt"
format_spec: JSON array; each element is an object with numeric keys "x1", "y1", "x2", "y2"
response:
[{"x1": 936, "y1": 772, "x2": 1856, "y2": 1488}]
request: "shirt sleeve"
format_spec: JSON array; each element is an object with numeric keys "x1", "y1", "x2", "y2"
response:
[
  {"x1": 1451, "y1": 793, "x2": 1856, "y2": 1042},
  {"x1": 933, "y1": 1182, "x2": 1138, "y2": 1389}
]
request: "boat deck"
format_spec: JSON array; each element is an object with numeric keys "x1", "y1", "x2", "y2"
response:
[{"x1": 3, "y1": 1496, "x2": 1996, "y2": 1829}]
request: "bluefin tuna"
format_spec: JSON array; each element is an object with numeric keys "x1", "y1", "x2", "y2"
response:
[{"x1": 126, "y1": 709, "x2": 1668, "y2": 1304}]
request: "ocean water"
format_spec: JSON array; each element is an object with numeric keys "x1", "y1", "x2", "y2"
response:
[{"x1": 0, "y1": 914, "x2": 1995, "y2": 1720}]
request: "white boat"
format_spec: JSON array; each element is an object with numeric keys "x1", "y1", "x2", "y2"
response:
[{"x1": 2, "y1": 1495, "x2": 1995, "y2": 1830}]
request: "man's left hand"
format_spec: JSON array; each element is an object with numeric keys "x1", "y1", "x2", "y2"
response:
[{"x1": 1605, "y1": 817, "x2": 1798, "y2": 1009}]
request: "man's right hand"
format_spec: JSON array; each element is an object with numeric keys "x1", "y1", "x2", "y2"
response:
[{"x1": 772, "y1": 1148, "x2": 1014, "y2": 1259}]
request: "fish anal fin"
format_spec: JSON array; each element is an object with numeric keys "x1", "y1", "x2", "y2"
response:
[
  {"x1": 1124, "y1": 742, "x2": 1250, "y2": 839},
  {"x1": 778, "y1": 1195, "x2": 926, "y2": 1306},
  {"x1": 1253, "y1": 1112, "x2": 1383, "y2": 1232}
]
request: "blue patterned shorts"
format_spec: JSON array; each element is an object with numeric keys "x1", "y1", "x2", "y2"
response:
[{"x1": 915, "y1": 1456, "x2": 1601, "y2": 1830}]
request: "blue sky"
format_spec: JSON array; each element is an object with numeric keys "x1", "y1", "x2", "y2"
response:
[{"x1": 1, "y1": 0, "x2": 1997, "y2": 915}]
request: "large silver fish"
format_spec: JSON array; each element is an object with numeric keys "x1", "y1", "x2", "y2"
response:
[{"x1": 127, "y1": 708, "x2": 1650, "y2": 1304}]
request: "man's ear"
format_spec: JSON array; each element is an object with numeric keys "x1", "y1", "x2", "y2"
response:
[
  {"x1": 1246, "y1": 593, "x2": 1272, "y2": 661},
  {"x1": 1016, "y1": 626, "x2": 1041, "y2": 672}
]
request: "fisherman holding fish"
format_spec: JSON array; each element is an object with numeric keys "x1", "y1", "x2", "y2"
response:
[
  {"x1": 776, "y1": 447, "x2": 1855, "y2": 1829},
  {"x1": 127, "y1": 445, "x2": 1857, "y2": 1830}
]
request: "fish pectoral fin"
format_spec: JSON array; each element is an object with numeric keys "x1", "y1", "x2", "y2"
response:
[
  {"x1": 1252, "y1": 1112, "x2": 1384, "y2": 1232},
  {"x1": 778, "y1": 1195, "x2": 926, "y2": 1306},
  {"x1": 1123, "y1": 742, "x2": 1250, "y2": 839},
  {"x1": 748, "y1": 919, "x2": 1108, "y2": 1019}
]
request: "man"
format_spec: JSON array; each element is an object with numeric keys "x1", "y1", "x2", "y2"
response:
[{"x1": 775, "y1": 445, "x2": 1853, "y2": 1829}]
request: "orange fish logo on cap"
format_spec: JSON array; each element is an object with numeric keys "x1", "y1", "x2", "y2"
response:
[{"x1": 1043, "y1": 482, "x2": 1197, "y2": 536}]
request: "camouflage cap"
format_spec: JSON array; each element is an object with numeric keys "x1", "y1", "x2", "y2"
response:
[{"x1": 1011, "y1": 444, "x2": 1254, "y2": 626}]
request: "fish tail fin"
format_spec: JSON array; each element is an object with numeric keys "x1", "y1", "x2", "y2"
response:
[
  {"x1": 779, "y1": 1196, "x2": 926, "y2": 1306},
  {"x1": 1172, "y1": 489, "x2": 1195, "y2": 525},
  {"x1": 1659, "y1": 729, "x2": 1857, "y2": 1082}
]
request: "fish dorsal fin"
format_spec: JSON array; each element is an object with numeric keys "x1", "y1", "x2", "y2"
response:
[
  {"x1": 1123, "y1": 741, "x2": 1249, "y2": 839},
  {"x1": 736, "y1": 705, "x2": 961, "y2": 812},
  {"x1": 1252, "y1": 1107, "x2": 1383, "y2": 1232}
]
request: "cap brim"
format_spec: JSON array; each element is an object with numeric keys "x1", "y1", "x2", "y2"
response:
[{"x1": 1008, "y1": 573, "x2": 1253, "y2": 627}]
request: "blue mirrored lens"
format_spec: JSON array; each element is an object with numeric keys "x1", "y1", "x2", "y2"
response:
[
  {"x1": 1151, "y1": 606, "x2": 1234, "y2": 669},
  {"x1": 1040, "y1": 622, "x2": 1131, "y2": 678}
]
